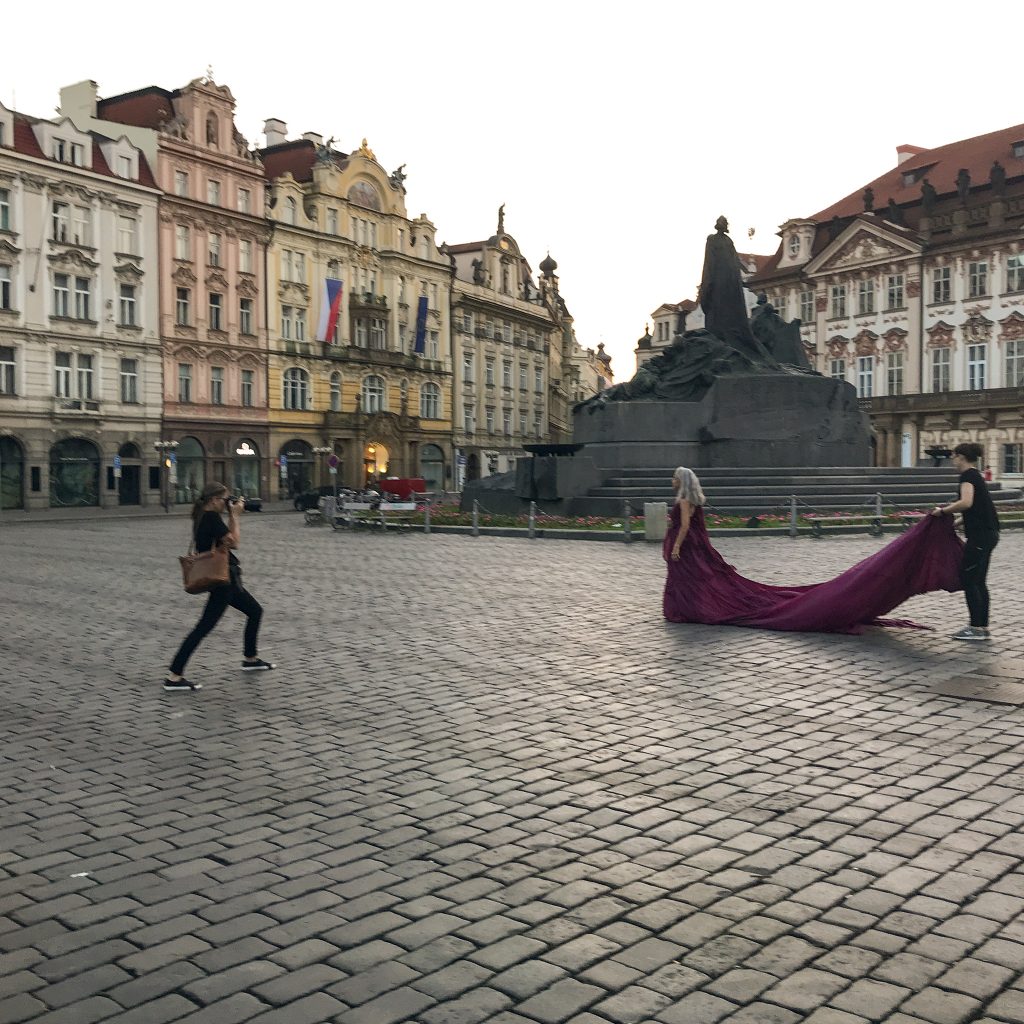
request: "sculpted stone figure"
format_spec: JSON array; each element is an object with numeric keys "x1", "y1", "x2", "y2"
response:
[
  {"x1": 990, "y1": 160, "x2": 1006, "y2": 197},
  {"x1": 698, "y1": 216, "x2": 775, "y2": 366},
  {"x1": 956, "y1": 168, "x2": 971, "y2": 204},
  {"x1": 921, "y1": 178, "x2": 937, "y2": 213},
  {"x1": 862, "y1": 187, "x2": 874, "y2": 212}
]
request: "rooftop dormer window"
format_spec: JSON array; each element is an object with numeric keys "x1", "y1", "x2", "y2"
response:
[
  {"x1": 116, "y1": 155, "x2": 133, "y2": 180},
  {"x1": 1013, "y1": 141, "x2": 1024, "y2": 159},
  {"x1": 53, "y1": 139, "x2": 85, "y2": 166}
]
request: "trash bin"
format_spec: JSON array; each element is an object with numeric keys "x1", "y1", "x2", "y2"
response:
[{"x1": 644, "y1": 502, "x2": 668, "y2": 541}]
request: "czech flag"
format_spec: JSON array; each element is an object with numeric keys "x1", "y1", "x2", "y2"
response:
[{"x1": 316, "y1": 278, "x2": 343, "y2": 343}]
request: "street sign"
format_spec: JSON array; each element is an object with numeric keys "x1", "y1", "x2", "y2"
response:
[
  {"x1": 329, "y1": 466, "x2": 337, "y2": 475},
  {"x1": 279, "y1": 453, "x2": 288, "y2": 480},
  {"x1": 113, "y1": 454, "x2": 122, "y2": 480},
  {"x1": 327, "y1": 454, "x2": 339, "y2": 468}
]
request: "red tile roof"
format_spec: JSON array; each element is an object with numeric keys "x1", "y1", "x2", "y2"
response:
[
  {"x1": 13, "y1": 115, "x2": 44, "y2": 159},
  {"x1": 97, "y1": 87, "x2": 178, "y2": 130},
  {"x1": 446, "y1": 241, "x2": 487, "y2": 254},
  {"x1": 814, "y1": 121, "x2": 1024, "y2": 220},
  {"x1": 260, "y1": 139, "x2": 347, "y2": 182}
]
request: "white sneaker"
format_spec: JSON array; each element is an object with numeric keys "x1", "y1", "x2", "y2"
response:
[{"x1": 951, "y1": 627, "x2": 989, "y2": 641}]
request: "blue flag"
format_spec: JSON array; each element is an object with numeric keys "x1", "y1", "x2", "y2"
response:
[{"x1": 414, "y1": 296, "x2": 428, "y2": 355}]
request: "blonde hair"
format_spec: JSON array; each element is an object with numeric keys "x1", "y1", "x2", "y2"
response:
[{"x1": 673, "y1": 467, "x2": 705, "y2": 506}]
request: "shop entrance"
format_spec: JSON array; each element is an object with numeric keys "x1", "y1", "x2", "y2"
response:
[{"x1": 363, "y1": 441, "x2": 389, "y2": 485}]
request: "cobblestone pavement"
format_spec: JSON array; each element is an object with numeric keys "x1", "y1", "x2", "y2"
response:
[{"x1": 2, "y1": 516, "x2": 1024, "y2": 1024}]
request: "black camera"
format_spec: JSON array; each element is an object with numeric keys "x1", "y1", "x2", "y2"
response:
[{"x1": 227, "y1": 495, "x2": 241, "y2": 506}]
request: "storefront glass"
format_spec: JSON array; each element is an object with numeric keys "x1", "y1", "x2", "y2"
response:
[
  {"x1": 280, "y1": 440, "x2": 313, "y2": 497},
  {"x1": 0, "y1": 437, "x2": 24, "y2": 510},
  {"x1": 174, "y1": 436, "x2": 206, "y2": 504},
  {"x1": 233, "y1": 439, "x2": 260, "y2": 497},
  {"x1": 420, "y1": 444, "x2": 445, "y2": 492},
  {"x1": 49, "y1": 438, "x2": 100, "y2": 507}
]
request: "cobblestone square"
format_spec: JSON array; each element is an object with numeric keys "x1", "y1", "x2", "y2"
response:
[{"x1": 2, "y1": 517, "x2": 1024, "y2": 1024}]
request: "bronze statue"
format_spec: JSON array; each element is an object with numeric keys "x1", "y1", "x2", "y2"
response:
[
  {"x1": 751, "y1": 294, "x2": 812, "y2": 371},
  {"x1": 497, "y1": 204, "x2": 505, "y2": 234},
  {"x1": 863, "y1": 187, "x2": 874, "y2": 212},
  {"x1": 698, "y1": 216, "x2": 775, "y2": 366}
]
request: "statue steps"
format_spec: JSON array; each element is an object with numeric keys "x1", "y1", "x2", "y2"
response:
[{"x1": 573, "y1": 467, "x2": 1023, "y2": 517}]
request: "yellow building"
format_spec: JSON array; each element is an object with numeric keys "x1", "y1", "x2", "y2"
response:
[{"x1": 262, "y1": 125, "x2": 453, "y2": 496}]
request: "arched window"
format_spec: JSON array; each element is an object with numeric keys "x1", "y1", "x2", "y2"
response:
[
  {"x1": 362, "y1": 375, "x2": 385, "y2": 413},
  {"x1": 283, "y1": 197, "x2": 296, "y2": 225},
  {"x1": 329, "y1": 371, "x2": 342, "y2": 412},
  {"x1": 283, "y1": 367, "x2": 310, "y2": 410},
  {"x1": 205, "y1": 113, "x2": 218, "y2": 148},
  {"x1": 49, "y1": 438, "x2": 100, "y2": 508},
  {"x1": 420, "y1": 381, "x2": 441, "y2": 419}
]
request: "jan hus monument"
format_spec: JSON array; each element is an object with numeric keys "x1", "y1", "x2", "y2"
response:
[{"x1": 574, "y1": 217, "x2": 871, "y2": 469}]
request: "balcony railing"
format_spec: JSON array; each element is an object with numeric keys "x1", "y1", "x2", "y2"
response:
[
  {"x1": 861, "y1": 386, "x2": 1024, "y2": 415},
  {"x1": 54, "y1": 397, "x2": 101, "y2": 414}
]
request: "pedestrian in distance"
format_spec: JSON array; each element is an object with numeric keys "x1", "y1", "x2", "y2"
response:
[
  {"x1": 165, "y1": 481, "x2": 274, "y2": 691},
  {"x1": 930, "y1": 441, "x2": 1000, "y2": 641}
]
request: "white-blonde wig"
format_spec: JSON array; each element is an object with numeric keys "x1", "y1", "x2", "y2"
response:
[{"x1": 673, "y1": 466, "x2": 706, "y2": 506}]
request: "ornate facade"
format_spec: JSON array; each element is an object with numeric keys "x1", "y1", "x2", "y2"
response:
[
  {"x1": 0, "y1": 93, "x2": 162, "y2": 510},
  {"x1": 448, "y1": 220, "x2": 601, "y2": 482},
  {"x1": 260, "y1": 125, "x2": 454, "y2": 494},
  {"x1": 80, "y1": 76, "x2": 271, "y2": 501},
  {"x1": 749, "y1": 124, "x2": 1024, "y2": 477}
]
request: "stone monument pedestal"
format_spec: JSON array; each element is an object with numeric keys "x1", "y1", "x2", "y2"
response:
[{"x1": 574, "y1": 373, "x2": 870, "y2": 470}]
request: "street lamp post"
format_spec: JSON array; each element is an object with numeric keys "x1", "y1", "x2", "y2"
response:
[{"x1": 153, "y1": 439, "x2": 179, "y2": 513}]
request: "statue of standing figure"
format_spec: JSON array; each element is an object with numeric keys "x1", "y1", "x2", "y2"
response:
[{"x1": 698, "y1": 216, "x2": 776, "y2": 367}]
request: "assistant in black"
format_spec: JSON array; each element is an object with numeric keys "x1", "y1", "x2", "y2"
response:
[
  {"x1": 931, "y1": 442, "x2": 999, "y2": 640},
  {"x1": 166, "y1": 481, "x2": 274, "y2": 691}
]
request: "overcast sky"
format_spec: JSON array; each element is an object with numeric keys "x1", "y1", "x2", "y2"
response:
[{"x1": 5, "y1": 0, "x2": 1022, "y2": 377}]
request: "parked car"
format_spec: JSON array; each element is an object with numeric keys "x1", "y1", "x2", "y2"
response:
[
  {"x1": 243, "y1": 497, "x2": 263, "y2": 512},
  {"x1": 293, "y1": 486, "x2": 336, "y2": 511}
]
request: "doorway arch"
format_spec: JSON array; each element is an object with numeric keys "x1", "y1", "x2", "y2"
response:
[
  {"x1": 363, "y1": 441, "x2": 389, "y2": 484},
  {"x1": 420, "y1": 444, "x2": 444, "y2": 492}
]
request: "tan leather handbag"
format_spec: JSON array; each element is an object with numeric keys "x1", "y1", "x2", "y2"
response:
[{"x1": 179, "y1": 541, "x2": 230, "y2": 594}]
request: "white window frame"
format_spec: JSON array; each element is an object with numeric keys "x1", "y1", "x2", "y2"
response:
[
  {"x1": 857, "y1": 280, "x2": 875, "y2": 316},
  {"x1": 176, "y1": 288, "x2": 190, "y2": 326},
  {"x1": 178, "y1": 362, "x2": 193, "y2": 402},
  {"x1": 119, "y1": 357, "x2": 138, "y2": 403},
  {"x1": 239, "y1": 239, "x2": 253, "y2": 273},
  {"x1": 52, "y1": 201, "x2": 69, "y2": 242},
  {"x1": 362, "y1": 375, "x2": 385, "y2": 413},
  {"x1": 174, "y1": 170, "x2": 189, "y2": 197},
  {"x1": 239, "y1": 297, "x2": 253, "y2": 336},
  {"x1": 968, "y1": 344, "x2": 987, "y2": 391},
  {"x1": 968, "y1": 261, "x2": 988, "y2": 299},
  {"x1": 0, "y1": 345, "x2": 16, "y2": 395},
  {"x1": 1007, "y1": 255, "x2": 1024, "y2": 293},
  {"x1": 856, "y1": 355, "x2": 874, "y2": 398},
  {"x1": 73, "y1": 276, "x2": 91, "y2": 320},
  {"x1": 118, "y1": 283, "x2": 136, "y2": 327},
  {"x1": 931, "y1": 348, "x2": 951, "y2": 393},
  {"x1": 283, "y1": 367, "x2": 310, "y2": 410},
  {"x1": 210, "y1": 366, "x2": 224, "y2": 405},
  {"x1": 886, "y1": 351, "x2": 904, "y2": 396},
  {"x1": 175, "y1": 224, "x2": 190, "y2": 261},
  {"x1": 237, "y1": 187, "x2": 251, "y2": 214},
  {"x1": 330, "y1": 372, "x2": 342, "y2": 412},
  {"x1": 830, "y1": 358, "x2": 846, "y2": 380},
  {"x1": 117, "y1": 215, "x2": 137, "y2": 254},
  {"x1": 830, "y1": 285, "x2": 846, "y2": 319},
  {"x1": 207, "y1": 179, "x2": 221, "y2": 206},
  {"x1": 208, "y1": 232, "x2": 222, "y2": 267},
  {"x1": 0, "y1": 264, "x2": 11, "y2": 310},
  {"x1": 208, "y1": 292, "x2": 223, "y2": 332},
  {"x1": 1006, "y1": 339, "x2": 1024, "y2": 388},
  {"x1": 420, "y1": 382, "x2": 440, "y2": 419},
  {"x1": 933, "y1": 267, "x2": 951, "y2": 303},
  {"x1": 241, "y1": 369, "x2": 254, "y2": 408},
  {"x1": 55, "y1": 351, "x2": 72, "y2": 397},
  {"x1": 0, "y1": 188, "x2": 10, "y2": 231}
]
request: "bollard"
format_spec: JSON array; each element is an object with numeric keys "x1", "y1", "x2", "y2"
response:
[
  {"x1": 471, "y1": 499, "x2": 479, "y2": 537},
  {"x1": 875, "y1": 491, "x2": 883, "y2": 519},
  {"x1": 423, "y1": 497, "x2": 431, "y2": 535},
  {"x1": 528, "y1": 501, "x2": 536, "y2": 539},
  {"x1": 623, "y1": 500, "x2": 633, "y2": 544},
  {"x1": 789, "y1": 495, "x2": 798, "y2": 538}
]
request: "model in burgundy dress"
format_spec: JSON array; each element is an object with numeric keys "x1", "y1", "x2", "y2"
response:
[{"x1": 663, "y1": 499, "x2": 964, "y2": 635}]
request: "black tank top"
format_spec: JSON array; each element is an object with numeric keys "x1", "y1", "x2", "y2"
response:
[{"x1": 959, "y1": 468, "x2": 999, "y2": 539}]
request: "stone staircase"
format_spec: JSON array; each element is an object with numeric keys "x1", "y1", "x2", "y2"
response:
[{"x1": 572, "y1": 467, "x2": 1024, "y2": 517}]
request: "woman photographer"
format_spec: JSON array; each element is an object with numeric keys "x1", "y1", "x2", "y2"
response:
[{"x1": 165, "y1": 482, "x2": 274, "y2": 692}]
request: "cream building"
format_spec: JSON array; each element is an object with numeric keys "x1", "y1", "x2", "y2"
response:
[
  {"x1": 261, "y1": 126, "x2": 454, "y2": 494},
  {"x1": 749, "y1": 124, "x2": 1024, "y2": 477},
  {"x1": 448, "y1": 220, "x2": 599, "y2": 482},
  {"x1": 0, "y1": 96, "x2": 161, "y2": 510}
]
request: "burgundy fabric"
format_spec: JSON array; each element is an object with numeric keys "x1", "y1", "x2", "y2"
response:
[{"x1": 663, "y1": 504, "x2": 964, "y2": 634}]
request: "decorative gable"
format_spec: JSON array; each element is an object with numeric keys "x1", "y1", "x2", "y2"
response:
[{"x1": 806, "y1": 220, "x2": 921, "y2": 276}]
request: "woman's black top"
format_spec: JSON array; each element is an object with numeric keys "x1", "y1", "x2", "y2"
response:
[
  {"x1": 959, "y1": 468, "x2": 999, "y2": 539},
  {"x1": 195, "y1": 511, "x2": 240, "y2": 566}
]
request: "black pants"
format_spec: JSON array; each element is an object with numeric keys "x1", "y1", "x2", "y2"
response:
[
  {"x1": 170, "y1": 581, "x2": 262, "y2": 675},
  {"x1": 961, "y1": 532, "x2": 998, "y2": 628}
]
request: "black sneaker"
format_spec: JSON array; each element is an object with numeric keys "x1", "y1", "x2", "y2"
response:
[
  {"x1": 164, "y1": 677, "x2": 202, "y2": 691},
  {"x1": 241, "y1": 659, "x2": 275, "y2": 672}
]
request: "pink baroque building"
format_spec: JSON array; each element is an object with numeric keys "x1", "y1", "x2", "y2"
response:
[{"x1": 69, "y1": 77, "x2": 271, "y2": 501}]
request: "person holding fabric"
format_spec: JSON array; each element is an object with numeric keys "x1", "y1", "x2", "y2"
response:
[
  {"x1": 663, "y1": 466, "x2": 964, "y2": 634},
  {"x1": 165, "y1": 482, "x2": 274, "y2": 692},
  {"x1": 930, "y1": 442, "x2": 999, "y2": 641}
]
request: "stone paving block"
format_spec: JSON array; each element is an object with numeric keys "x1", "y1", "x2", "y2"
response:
[
  {"x1": 831, "y1": 979, "x2": 912, "y2": 1019},
  {"x1": 985, "y1": 989, "x2": 1024, "y2": 1023},
  {"x1": 763, "y1": 968, "x2": 850, "y2": 1012},
  {"x1": 245, "y1": 992, "x2": 348, "y2": 1024},
  {"x1": 335, "y1": 986, "x2": 435, "y2": 1024},
  {"x1": 899, "y1": 987, "x2": 983, "y2": 1024},
  {"x1": 418, "y1": 986, "x2": 512, "y2": 1023},
  {"x1": 514, "y1": 978, "x2": 605, "y2": 1023},
  {"x1": 0, "y1": 992, "x2": 47, "y2": 1023},
  {"x1": 327, "y1": 960, "x2": 420, "y2": 1005},
  {"x1": 251, "y1": 962, "x2": 347, "y2": 1005},
  {"x1": 705, "y1": 968, "x2": 776, "y2": 1002},
  {"x1": 172, "y1": 993, "x2": 267, "y2": 1024},
  {"x1": 182, "y1": 961, "x2": 286, "y2": 1005},
  {"x1": 655, "y1": 990, "x2": 737, "y2": 1023},
  {"x1": 490, "y1": 960, "x2": 568, "y2": 1000},
  {"x1": 591, "y1": 984, "x2": 674, "y2": 1023}
]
